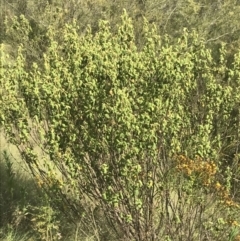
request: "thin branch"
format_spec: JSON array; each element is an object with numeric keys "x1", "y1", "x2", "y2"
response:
[
  {"x1": 205, "y1": 28, "x2": 240, "y2": 43},
  {"x1": 164, "y1": 6, "x2": 178, "y2": 31}
]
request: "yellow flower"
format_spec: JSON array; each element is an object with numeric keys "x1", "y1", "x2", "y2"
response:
[
  {"x1": 231, "y1": 220, "x2": 239, "y2": 226},
  {"x1": 225, "y1": 200, "x2": 234, "y2": 206},
  {"x1": 215, "y1": 182, "x2": 221, "y2": 190},
  {"x1": 186, "y1": 168, "x2": 192, "y2": 175}
]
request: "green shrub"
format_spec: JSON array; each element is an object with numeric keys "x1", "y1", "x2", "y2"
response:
[{"x1": 1, "y1": 11, "x2": 240, "y2": 240}]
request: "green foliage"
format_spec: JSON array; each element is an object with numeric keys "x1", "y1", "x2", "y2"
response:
[
  {"x1": 27, "y1": 203, "x2": 61, "y2": 241},
  {"x1": 1, "y1": 11, "x2": 240, "y2": 240},
  {"x1": 3, "y1": 0, "x2": 240, "y2": 65}
]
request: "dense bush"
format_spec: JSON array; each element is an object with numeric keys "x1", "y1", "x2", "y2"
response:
[{"x1": 1, "y1": 11, "x2": 240, "y2": 240}]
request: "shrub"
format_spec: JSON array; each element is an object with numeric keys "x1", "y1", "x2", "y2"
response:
[{"x1": 1, "y1": 11, "x2": 240, "y2": 240}]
